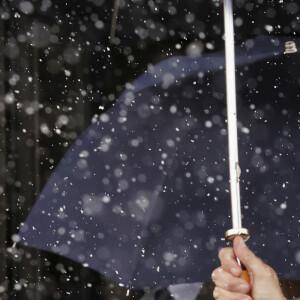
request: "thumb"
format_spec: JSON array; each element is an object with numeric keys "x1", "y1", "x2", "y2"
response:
[{"x1": 233, "y1": 236, "x2": 264, "y2": 273}]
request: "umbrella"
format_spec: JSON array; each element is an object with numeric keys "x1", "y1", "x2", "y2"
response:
[{"x1": 17, "y1": 35, "x2": 300, "y2": 289}]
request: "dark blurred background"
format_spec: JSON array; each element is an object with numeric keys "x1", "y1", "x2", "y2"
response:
[{"x1": 0, "y1": 0, "x2": 299, "y2": 299}]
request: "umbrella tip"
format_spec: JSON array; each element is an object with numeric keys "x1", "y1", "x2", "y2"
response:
[{"x1": 284, "y1": 41, "x2": 298, "y2": 54}]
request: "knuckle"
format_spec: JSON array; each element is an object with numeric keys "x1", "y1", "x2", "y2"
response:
[
  {"x1": 213, "y1": 287, "x2": 220, "y2": 299},
  {"x1": 218, "y1": 247, "x2": 232, "y2": 261},
  {"x1": 211, "y1": 268, "x2": 221, "y2": 281},
  {"x1": 218, "y1": 248, "x2": 225, "y2": 260},
  {"x1": 211, "y1": 270, "x2": 217, "y2": 282},
  {"x1": 226, "y1": 280, "x2": 235, "y2": 290},
  {"x1": 213, "y1": 287, "x2": 239, "y2": 300}
]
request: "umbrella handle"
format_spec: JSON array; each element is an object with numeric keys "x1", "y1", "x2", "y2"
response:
[
  {"x1": 241, "y1": 264, "x2": 250, "y2": 284},
  {"x1": 225, "y1": 229, "x2": 251, "y2": 288},
  {"x1": 240, "y1": 264, "x2": 251, "y2": 297}
]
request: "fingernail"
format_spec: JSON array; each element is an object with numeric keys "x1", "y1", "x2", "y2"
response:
[
  {"x1": 230, "y1": 267, "x2": 240, "y2": 276},
  {"x1": 239, "y1": 284, "x2": 248, "y2": 293},
  {"x1": 213, "y1": 287, "x2": 219, "y2": 297}
]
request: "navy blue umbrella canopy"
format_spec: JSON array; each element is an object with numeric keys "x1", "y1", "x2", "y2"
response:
[{"x1": 18, "y1": 35, "x2": 300, "y2": 288}]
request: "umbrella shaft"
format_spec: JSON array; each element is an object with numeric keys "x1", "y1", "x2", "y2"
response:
[{"x1": 223, "y1": 0, "x2": 242, "y2": 229}]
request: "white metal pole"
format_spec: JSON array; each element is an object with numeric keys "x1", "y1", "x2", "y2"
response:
[{"x1": 223, "y1": 0, "x2": 242, "y2": 230}]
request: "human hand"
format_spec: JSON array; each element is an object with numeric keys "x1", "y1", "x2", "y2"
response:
[{"x1": 211, "y1": 236, "x2": 287, "y2": 300}]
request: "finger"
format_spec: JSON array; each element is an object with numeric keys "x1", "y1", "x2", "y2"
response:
[
  {"x1": 213, "y1": 287, "x2": 252, "y2": 300},
  {"x1": 234, "y1": 236, "x2": 265, "y2": 273},
  {"x1": 211, "y1": 267, "x2": 250, "y2": 294},
  {"x1": 218, "y1": 247, "x2": 242, "y2": 277}
]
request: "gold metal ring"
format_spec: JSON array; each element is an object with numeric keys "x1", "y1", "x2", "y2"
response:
[{"x1": 225, "y1": 228, "x2": 250, "y2": 241}]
